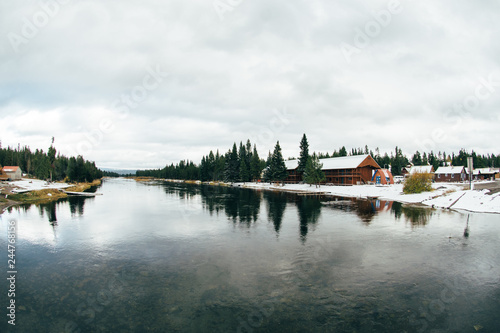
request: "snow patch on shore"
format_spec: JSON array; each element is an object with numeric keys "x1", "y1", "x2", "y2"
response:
[
  {"x1": 7, "y1": 179, "x2": 71, "y2": 192},
  {"x1": 237, "y1": 182, "x2": 500, "y2": 214},
  {"x1": 422, "y1": 189, "x2": 500, "y2": 214}
]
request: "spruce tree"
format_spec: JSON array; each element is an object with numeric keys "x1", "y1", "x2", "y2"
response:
[
  {"x1": 250, "y1": 144, "x2": 261, "y2": 181},
  {"x1": 297, "y1": 134, "x2": 309, "y2": 176},
  {"x1": 270, "y1": 141, "x2": 288, "y2": 184},
  {"x1": 263, "y1": 151, "x2": 273, "y2": 183},
  {"x1": 239, "y1": 157, "x2": 250, "y2": 182},
  {"x1": 303, "y1": 154, "x2": 325, "y2": 188}
]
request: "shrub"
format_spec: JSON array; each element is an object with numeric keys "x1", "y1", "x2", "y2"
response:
[{"x1": 403, "y1": 172, "x2": 433, "y2": 194}]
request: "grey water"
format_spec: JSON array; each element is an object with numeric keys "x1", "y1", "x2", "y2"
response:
[{"x1": 1, "y1": 178, "x2": 499, "y2": 332}]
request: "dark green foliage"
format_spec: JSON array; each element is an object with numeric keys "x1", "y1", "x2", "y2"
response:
[
  {"x1": 265, "y1": 141, "x2": 287, "y2": 183},
  {"x1": 102, "y1": 170, "x2": 120, "y2": 177},
  {"x1": 303, "y1": 154, "x2": 325, "y2": 187},
  {"x1": 0, "y1": 141, "x2": 102, "y2": 182},
  {"x1": 224, "y1": 143, "x2": 240, "y2": 182},
  {"x1": 136, "y1": 160, "x2": 199, "y2": 180},
  {"x1": 250, "y1": 145, "x2": 262, "y2": 181},
  {"x1": 297, "y1": 134, "x2": 309, "y2": 175}
]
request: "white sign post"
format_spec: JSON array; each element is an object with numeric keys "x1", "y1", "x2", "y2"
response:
[{"x1": 467, "y1": 157, "x2": 473, "y2": 190}]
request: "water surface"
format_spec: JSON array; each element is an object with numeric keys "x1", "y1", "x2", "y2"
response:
[{"x1": 1, "y1": 178, "x2": 499, "y2": 332}]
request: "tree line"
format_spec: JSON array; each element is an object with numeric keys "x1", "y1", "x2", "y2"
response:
[
  {"x1": 0, "y1": 139, "x2": 103, "y2": 182},
  {"x1": 136, "y1": 134, "x2": 499, "y2": 182}
]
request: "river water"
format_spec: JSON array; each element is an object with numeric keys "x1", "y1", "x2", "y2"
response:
[{"x1": 1, "y1": 178, "x2": 499, "y2": 332}]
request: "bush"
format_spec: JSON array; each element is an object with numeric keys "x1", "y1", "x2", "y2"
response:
[{"x1": 403, "y1": 172, "x2": 433, "y2": 194}]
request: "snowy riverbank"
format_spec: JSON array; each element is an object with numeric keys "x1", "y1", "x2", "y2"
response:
[
  {"x1": 236, "y1": 181, "x2": 500, "y2": 214},
  {"x1": 3, "y1": 179, "x2": 71, "y2": 193}
]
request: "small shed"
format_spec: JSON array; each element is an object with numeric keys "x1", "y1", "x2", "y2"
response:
[
  {"x1": 2, "y1": 166, "x2": 22, "y2": 181},
  {"x1": 371, "y1": 169, "x2": 394, "y2": 185}
]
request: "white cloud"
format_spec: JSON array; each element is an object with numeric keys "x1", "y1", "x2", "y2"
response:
[{"x1": 1, "y1": 0, "x2": 499, "y2": 168}]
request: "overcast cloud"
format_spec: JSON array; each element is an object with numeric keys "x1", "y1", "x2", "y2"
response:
[{"x1": 1, "y1": 0, "x2": 499, "y2": 169}]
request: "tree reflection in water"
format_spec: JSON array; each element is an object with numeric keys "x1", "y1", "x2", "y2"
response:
[
  {"x1": 295, "y1": 196, "x2": 322, "y2": 242},
  {"x1": 264, "y1": 191, "x2": 287, "y2": 234},
  {"x1": 68, "y1": 196, "x2": 86, "y2": 217},
  {"x1": 391, "y1": 202, "x2": 433, "y2": 228},
  {"x1": 198, "y1": 185, "x2": 261, "y2": 226}
]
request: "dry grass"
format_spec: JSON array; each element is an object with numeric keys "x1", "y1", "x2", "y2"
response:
[
  {"x1": 66, "y1": 179, "x2": 102, "y2": 192},
  {"x1": 134, "y1": 177, "x2": 155, "y2": 182},
  {"x1": 7, "y1": 189, "x2": 68, "y2": 203}
]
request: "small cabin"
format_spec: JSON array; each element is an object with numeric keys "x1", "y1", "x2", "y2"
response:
[{"x1": 2, "y1": 166, "x2": 22, "y2": 181}]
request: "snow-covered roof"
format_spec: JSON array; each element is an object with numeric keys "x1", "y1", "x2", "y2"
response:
[
  {"x1": 435, "y1": 166, "x2": 465, "y2": 175},
  {"x1": 464, "y1": 167, "x2": 500, "y2": 175},
  {"x1": 284, "y1": 159, "x2": 299, "y2": 170},
  {"x1": 474, "y1": 168, "x2": 500, "y2": 175},
  {"x1": 285, "y1": 154, "x2": 378, "y2": 171},
  {"x1": 409, "y1": 165, "x2": 433, "y2": 174},
  {"x1": 321, "y1": 155, "x2": 374, "y2": 170}
]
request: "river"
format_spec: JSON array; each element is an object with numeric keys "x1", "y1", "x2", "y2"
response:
[{"x1": 1, "y1": 178, "x2": 499, "y2": 332}]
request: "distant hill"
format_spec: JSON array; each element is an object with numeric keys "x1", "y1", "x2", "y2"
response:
[{"x1": 101, "y1": 168, "x2": 137, "y2": 176}]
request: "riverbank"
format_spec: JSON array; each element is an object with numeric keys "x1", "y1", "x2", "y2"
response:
[
  {"x1": 149, "y1": 178, "x2": 500, "y2": 214},
  {"x1": 0, "y1": 178, "x2": 102, "y2": 212},
  {"x1": 239, "y1": 181, "x2": 500, "y2": 214}
]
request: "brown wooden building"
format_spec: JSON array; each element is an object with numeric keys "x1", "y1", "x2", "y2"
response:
[
  {"x1": 434, "y1": 166, "x2": 467, "y2": 182},
  {"x1": 472, "y1": 168, "x2": 500, "y2": 181},
  {"x1": 285, "y1": 154, "x2": 381, "y2": 185}
]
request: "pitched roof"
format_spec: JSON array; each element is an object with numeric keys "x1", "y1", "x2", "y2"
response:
[
  {"x1": 474, "y1": 168, "x2": 500, "y2": 175},
  {"x1": 284, "y1": 159, "x2": 299, "y2": 170},
  {"x1": 435, "y1": 166, "x2": 465, "y2": 174},
  {"x1": 2, "y1": 166, "x2": 20, "y2": 172},
  {"x1": 409, "y1": 165, "x2": 434, "y2": 174},
  {"x1": 285, "y1": 155, "x2": 380, "y2": 171}
]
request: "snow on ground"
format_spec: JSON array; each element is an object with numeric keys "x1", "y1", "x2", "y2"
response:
[
  {"x1": 237, "y1": 181, "x2": 500, "y2": 214},
  {"x1": 7, "y1": 179, "x2": 71, "y2": 193},
  {"x1": 422, "y1": 189, "x2": 500, "y2": 214},
  {"x1": 240, "y1": 182, "x2": 463, "y2": 203}
]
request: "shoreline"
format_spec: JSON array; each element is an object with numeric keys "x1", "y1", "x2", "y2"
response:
[
  {"x1": 135, "y1": 178, "x2": 500, "y2": 214},
  {"x1": 0, "y1": 178, "x2": 102, "y2": 212}
]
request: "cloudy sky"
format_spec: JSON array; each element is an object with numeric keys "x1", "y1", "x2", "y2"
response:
[{"x1": 1, "y1": 0, "x2": 499, "y2": 169}]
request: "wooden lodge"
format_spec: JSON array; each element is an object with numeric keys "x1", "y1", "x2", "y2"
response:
[{"x1": 285, "y1": 154, "x2": 381, "y2": 185}]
